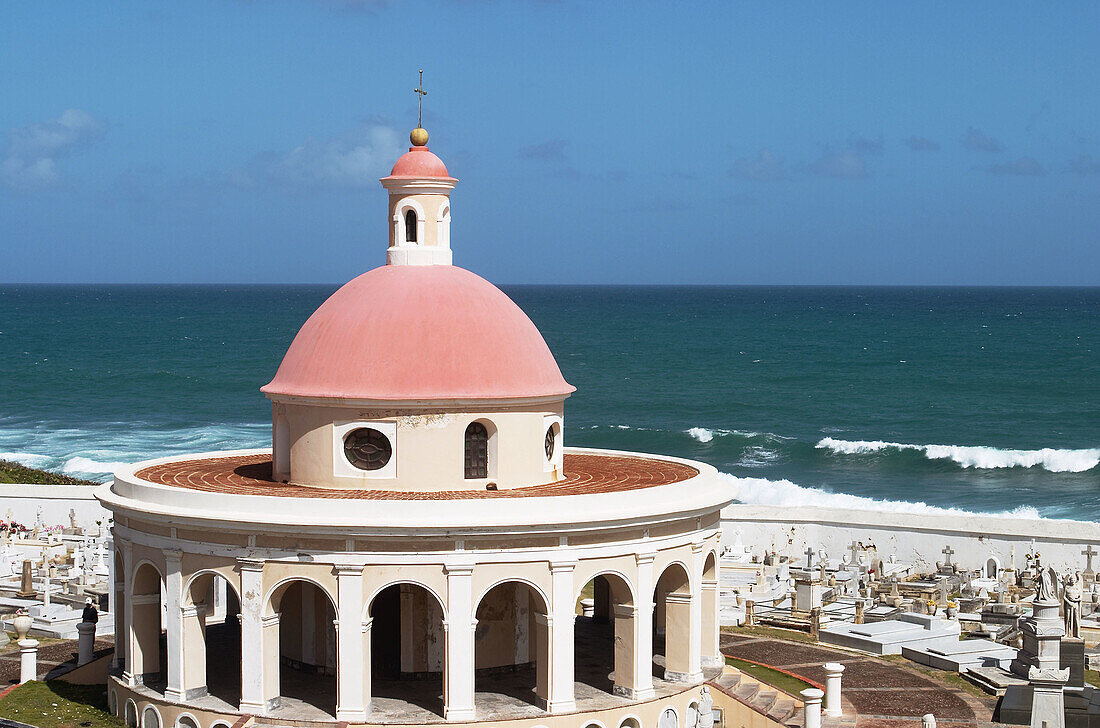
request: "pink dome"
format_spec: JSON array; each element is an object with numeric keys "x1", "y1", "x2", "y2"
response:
[
  {"x1": 262, "y1": 265, "x2": 575, "y2": 401},
  {"x1": 385, "y1": 146, "x2": 452, "y2": 179}
]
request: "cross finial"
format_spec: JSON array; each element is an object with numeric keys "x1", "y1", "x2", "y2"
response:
[{"x1": 414, "y1": 69, "x2": 427, "y2": 128}]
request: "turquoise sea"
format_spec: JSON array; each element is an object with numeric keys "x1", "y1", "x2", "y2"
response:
[{"x1": 0, "y1": 284, "x2": 1097, "y2": 520}]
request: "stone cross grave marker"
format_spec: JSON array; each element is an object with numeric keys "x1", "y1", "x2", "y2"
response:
[
  {"x1": 805, "y1": 546, "x2": 815, "y2": 570},
  {"x1": 942, "y1": 545, "x2": 954, "y2": 567}
]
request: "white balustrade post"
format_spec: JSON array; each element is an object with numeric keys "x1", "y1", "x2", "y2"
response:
[
  {"x1": 334, "y1": 565, "x2": 367, "y2": 722},
  {"x1": 19, "y1": 639, "x2": 39, "y2": 684},
  {"x1": 238, "y1": 558, "x2": 267, "y2": 714},
  {"x1": 77, "y1": 621, "x2": 96, "y2": 665},
  {"x1": 443, "y1": 562, "x2": 476, "y2": 721},
  {"x1": 163, "y1": 550, "x2": 185, "y2": 702},
  {"x1": 548, "y1": 560, "x2": 577, "y2": 713},
  {"x1": 801, "y1": 687, "x2": 824, "y2": 728},
  {"x1": 823, "y1": 662, "x2": 845, "y2": 717}
]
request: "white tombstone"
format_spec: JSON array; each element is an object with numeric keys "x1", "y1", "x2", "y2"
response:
[{"x1": 19, "y1": 638, "x2": 39, "y2": 683}]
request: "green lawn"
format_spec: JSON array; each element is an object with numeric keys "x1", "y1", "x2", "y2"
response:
[
  {"x1": 722, "y1": 624, "x2": 816, "y2": 644},
  {"x1": 725, "y1": 656, "x2": 814, "y2": 697},
  {"x1": 0, "y1": 460, "x2": 97, "y2": 486},
  {"x1": 0, "y1": 681, "x2": 122, "y2": 728},
  {"x1": 1087, "y1": 670, "x2": 1100, "y2": 689}
]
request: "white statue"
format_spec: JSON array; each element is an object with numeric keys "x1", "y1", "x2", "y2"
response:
[
  {"x1": 1064, "y1": 573, "x2": 1082, "y2": 638},
  {"x1": 1036, "y1": 566, "x2": 1059, "y2": 602},
  {"x1": 698, "y1": 686, "x2": 714, "y2": 728}
]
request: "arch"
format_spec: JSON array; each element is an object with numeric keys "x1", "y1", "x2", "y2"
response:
[
  {"x1": 264, "y1": 575, "x2": 339, "y2": 619},
  {"x1": 392, "y1": 197, "x2": 426, "y2": 246},
  {"x1": 464, "y1": 421, "x2": 490, "y2": 479},
  {"x1": 658, "y1": 705, "x2": 680, "y2": 728},
  {"x1": 473, "y1": 580, "x2": 551, "y2": 711},
  {"x1": 124, "y1": 699, "x2": 137, "y2": 728},
  {"x1": 141, "y1": 705, "x2": 162, "y2": 728},
  {"x1": 367, "y1": 581, "x2": 446, "y2": 716},
  {"x1": 686, "y1": 701, "x2": 701, "y2": 728},
  {"x1": 175, "y1": 713, "x2": 200, "y2": 728},
  {"x1": 108, "y1": 689, "x2": 117, "y2": 714},
  {"x1": 130, "y1": 561, "x2": 165, "y2": 688},
  {"x1": 363, "y1": 579, "x2": 447, "y2": 624},
  {"x1": 581, "y1": 721, "x2": 608, "y2": 728},
  {"x1": 574, "y1": 571, "x2": 639, "y2": 698},
  {"x1": 182, "y1": 571, "x2": 243, "y2": 708},
  {"x1": 209, "y1": 721, "x2": 231, "y2": 728},
  {"x1": 269, "y1": 578, "x2": 338, "y2": 718},
  {"x1": 474, "y1": 576, "x2": 551, "y2": 614},
  {"x1": 404, "y1": 210, "x2": 418, "y2": 243},
  {"x1": 985, "y1": 556, "x2": 1001, "y2": 580},
  {"x1": 653, "y1": 562, "x2": 693, "y2": 682},
  {"x1": 573, "y1": 568, "x2": 637, "y2": 607},
  {"x1": 619, "y1": 717, "x2": 642, "y2": 728}
]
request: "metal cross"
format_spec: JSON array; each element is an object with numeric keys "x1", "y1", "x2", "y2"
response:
[{"x1": 414, "y1": 69, "x2": 427, "y2": 127}]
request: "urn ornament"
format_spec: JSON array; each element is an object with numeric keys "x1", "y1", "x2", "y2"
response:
[{"x1": 13, "y1": 609, "x2": 32, "y2": 641}]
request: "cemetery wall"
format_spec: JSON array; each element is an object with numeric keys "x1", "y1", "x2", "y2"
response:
[
  {"x1": 0, "y1": 484, "x2": 111, "y2": 529},
  {"x1": 722, "y1": 504, "x2": 1099, "y2": 574}
]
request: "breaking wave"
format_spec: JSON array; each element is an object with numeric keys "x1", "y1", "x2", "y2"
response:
[
  {"x1": 816, "y1": 437, "x2": 1099, "y2": 473},
  {"x1": 723, "y1": 472, "x2": 1045, "y2": 519}
]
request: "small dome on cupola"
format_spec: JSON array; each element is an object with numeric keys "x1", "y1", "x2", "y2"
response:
[{"x1": 385, "y1": 127, "x2": 454, "y2": 180}]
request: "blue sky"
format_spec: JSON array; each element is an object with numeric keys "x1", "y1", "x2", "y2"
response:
[{"x1": 1, "y1": 2, "x2": 1098, "y2": 285}]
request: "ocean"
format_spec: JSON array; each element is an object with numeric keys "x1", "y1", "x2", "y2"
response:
[{"x1": 1, "y1": 284, "x2": 1097, "y2": 521}]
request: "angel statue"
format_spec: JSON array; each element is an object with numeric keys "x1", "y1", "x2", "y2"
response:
[{"x1": 1036, "y1": 566, "x2": 1059, "y2": 603}]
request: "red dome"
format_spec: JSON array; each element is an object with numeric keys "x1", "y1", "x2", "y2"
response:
[
  {"x1": 385, "y1": 146, "x2": 452, "y2": 179},
  {"x1": 262, "y1": 265, "x2": 574, "y2": 401}
]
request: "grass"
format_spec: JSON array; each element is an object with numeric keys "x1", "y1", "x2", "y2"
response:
[
  {"x1": 0, "y1": 681, "x2": 122, "y2": 728},
  {"x1": 0, "y1": 460, "x2": 97, "y2": 486},
  {"x1": 725, "y1": 656, "x2": 814, "y2": 697},
  {"x1": 722, "y1": 624, "x2": 816, "y2": 644},
  {"x1": 1087, "y1": 670, "x2": 1100, "y2": 689}
]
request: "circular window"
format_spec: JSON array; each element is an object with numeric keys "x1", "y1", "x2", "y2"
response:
[
  {"x1": 544, "y1": 425, "x2": 556, "y2": 461},
  {"x1": 344, "y1": 428, "x2": 392, "y2": 470}
]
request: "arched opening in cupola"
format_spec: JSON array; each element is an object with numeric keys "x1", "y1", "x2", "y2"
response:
[
  {"x1": 574, "y1": 573, "x2": 638, "y2": 697},
  {"x1": 473, "y1": 581, "x2": 550, "y2": 711},
  {"x1": 405, "y1": 209, "x2": 418, "y2": 243},
  {"x1": 464, "y1": 421, "x2": 489, "y2": 479},
  {"x1": 367, "y1": 583, "x2": 446, "y2": 717}
]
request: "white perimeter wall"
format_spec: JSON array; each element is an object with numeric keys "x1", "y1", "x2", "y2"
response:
[
  {"x1": 0, "y1": 485, "x2": 111, "y2": 529},
  {"x1": 722, "y1": 504, "x2": 1098, "y2": 574}
]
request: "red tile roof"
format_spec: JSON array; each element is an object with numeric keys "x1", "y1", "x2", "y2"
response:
[{"x1": 135, "y1": 452, "x2": 698, "y2": 500}]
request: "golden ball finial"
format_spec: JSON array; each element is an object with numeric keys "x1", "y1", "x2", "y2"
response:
[{"x1": 410, "y1": 127, "x2": 429, "y2": 146}]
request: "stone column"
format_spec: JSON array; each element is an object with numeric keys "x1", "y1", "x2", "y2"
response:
[
  {"x1": 701, "y1": 574, "x2": 722, "y2": 667},
  {"x1": 443, "y1": 562, "x2": 476, "y2": 721},
  {"x1": 18, "y1": 638, "x2": 39, "y2": 684},
  {"x1": 112, "y1": 539, "x2": 128, "y2": 673},
  {"x1": 334, "y1": 565, "x2": 368, "y2": 722},
  {"x1": 237, "y1": 558, "x2": 268, "y2": 714},
  {"x1": 631, "y1": 553, "x2": 656, "y2": 700},
  {"x1": 163, "y1": 550, "x2": 186, "y2": 702},
  {"x1": 547, "y1": 560, "x2": 577, "y2": 713},
  {"x1": 663, "y1": 592, "x2": 701, "y2": 682},
  {"x1": 801, "y1": 687, "x2": 824, "y2": 728},
  {"x1": 690, "y1": 543, "x2": 707, "y2": 671},
  {"x1": 77, "y1": 621, "x2": 96, "y2": 665},
  {"x1": 823, "y1": 662, "x2": 845, "y2": 717}
]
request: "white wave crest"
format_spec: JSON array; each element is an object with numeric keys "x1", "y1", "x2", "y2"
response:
[
  {"x1": 722, "y1": 472, "x2": 1044, "y2": 519},
  {"x1": 687, "y1": 427, "x2": 715, "y2": 443},
  {"x1": 817, "y1": 437, "x2": 1099, "y2": 473},
  {"x1": 62, "y1": 456, "x2": 132, "y2": 475}
]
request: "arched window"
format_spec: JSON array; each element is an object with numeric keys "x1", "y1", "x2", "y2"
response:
[
  {"x1": 464, "y1": 422, "x2": 488, "y2": 479},
  {"x1": 404, "y1": 209, "x2": 418, "y2": 243}
]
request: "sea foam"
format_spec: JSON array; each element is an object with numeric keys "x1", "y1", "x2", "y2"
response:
[
  {"x1": 723, "y1": 472, "x2": 1044, "y2": 519},
  {"x1": 817, "y1": 437, "x2": 1099, "y2": 473}
]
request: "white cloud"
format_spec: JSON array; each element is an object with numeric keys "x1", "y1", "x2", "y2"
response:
[
  {"x1": 234, "y1": 123, "x2": 405, "y2": 190},
  {"x1": 2, "y1": 109, "x2": 103, "y2": 189},
  {"x1": 731, "y1": 149, "x2": 787, "y2": 181},
  {"x1": 806, "y1": 148, "x2": 868, "y2": 179}
]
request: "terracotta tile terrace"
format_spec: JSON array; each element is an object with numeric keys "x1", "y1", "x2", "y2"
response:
[{"x1": 134, "y1": 451, "x2": 699, "y2": 499}]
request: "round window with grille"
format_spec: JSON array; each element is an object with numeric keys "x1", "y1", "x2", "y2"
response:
[
  {"x1": 344, "y1": 428, "x2": 392, "y2": 470},
  {"x1": 544, "y1": 425, "x2": 556, "y2": 461}
]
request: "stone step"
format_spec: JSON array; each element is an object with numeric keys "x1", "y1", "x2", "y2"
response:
[
  {"x1": 784, "y1": 706, "x2": 805, "y2": 728},
  {"x1": 753, "y1": 688, "x2": 778, "y2": 713},
  {"x1": 734, "y1": 680, "x2": 761, "y2": 702},
  {"x1": 767, "y1": 697, "x2": 796, "y2": 722}
]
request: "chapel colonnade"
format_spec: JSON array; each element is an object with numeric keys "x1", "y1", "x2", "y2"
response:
[{"x1": 111, "y1": 537, "x2": 722, "y2": 722}]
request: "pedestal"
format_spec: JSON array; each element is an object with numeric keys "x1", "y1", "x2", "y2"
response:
[
  {"x1": 823, "y1": 662, "x2": 844, "y2": 717},
  {"x1": 1028, "y1": 667, "x2": 1068, "y2": 728},
  {"x1": 19, "y1": 639, "x2": 39, "y2": 684},
  {"x1": 77, "y1": 621, "x2": 96, "y2": 665},
  {"x1": 801, "y1": 688, "x2": 823, "y2": 728},
  {"x1": 1011, "y1": 600, "x2": 1065, "y2": 678}
]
